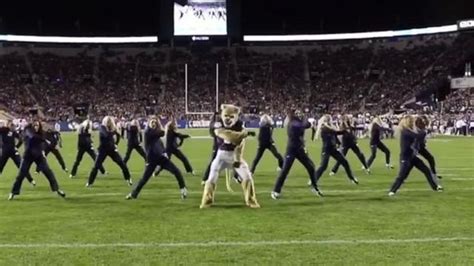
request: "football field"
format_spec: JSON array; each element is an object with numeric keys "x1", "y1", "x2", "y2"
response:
[{"x1": 0, "y1": 129, "x2": 473, "y2": 265}]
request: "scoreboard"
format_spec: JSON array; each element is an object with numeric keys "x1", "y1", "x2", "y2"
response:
[{"x1": 174, "y1": 0, "x2": 227, "y2": 36}]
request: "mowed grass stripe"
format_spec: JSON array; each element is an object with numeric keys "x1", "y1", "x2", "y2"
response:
[{"x1": 1, "y1": 236, "x2": 473, "y2": 249}]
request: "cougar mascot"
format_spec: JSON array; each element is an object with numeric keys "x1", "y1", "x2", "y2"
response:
[{"x1": 200, "y1": 104, "x2": 260, "y2": 208}]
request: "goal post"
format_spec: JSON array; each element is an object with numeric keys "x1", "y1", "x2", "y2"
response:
[{"x1": 184, "y1": 63, "x2": 220, "y2": 115}]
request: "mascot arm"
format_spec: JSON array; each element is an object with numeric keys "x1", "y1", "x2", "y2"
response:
[
  {"x1": 233, "y1": 139, "x2": 246, "y2": 165},
  {"x1": 215, "y1": 128, "x2": 248, "y2": 144}
]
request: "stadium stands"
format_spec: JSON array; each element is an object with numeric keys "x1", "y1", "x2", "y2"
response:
[{"x1": 0, "y1": 33, "x2": 472, "y2": 123}]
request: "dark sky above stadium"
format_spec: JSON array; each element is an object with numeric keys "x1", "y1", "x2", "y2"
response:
[{"x1": 0, "y1": 0, "x2": 472, "y2": 36}]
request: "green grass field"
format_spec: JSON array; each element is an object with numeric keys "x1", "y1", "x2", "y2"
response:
[{"x1": 0, "y1": 129, "x2": 473, "y2": 265}]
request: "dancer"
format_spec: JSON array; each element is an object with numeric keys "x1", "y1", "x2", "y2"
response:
[
  {"x1": 250, "y1": 114, "x2": 284, "y2": 174},
  {"x1": 271, "y1": 110, "x2": 322, "y2": 199},
  {"x1": 313, "y1": 115, "x2": 359, "y2": 185},
  {"x1": 330, "y1": 115, "x2": 370, "y2": 175},
  {"x1": 123, "y1": 119, "x2": 146, "y2": 164},
  {"x1": 366, "y1": 117, "x2": 393, "y2": 169},
  {"x1": 126, "y1": 117, "x2": 187, "y2": 199},
  {"x1": 9, "y1": 120, "x2": 66, "y2": 200},
  {"x1": 0, "y1": 120, "x2": 36, "y2": 186},
  {"x1": 388, "y1": 115, "x2": 442, "y2": 196},
  {"x1": 86, "y1": 116, "x2": 131, "y2": 187},
  {"x1": 70, "y1": 119, "x2": 106, "y2": 178}
]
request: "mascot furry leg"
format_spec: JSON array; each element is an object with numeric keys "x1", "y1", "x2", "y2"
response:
[
  {"x1": 200, "y1": 182, "x2": 216, "y2": 208},
  {"x1": 235, "y1": 162, "x2": 260, "y2": 208}
]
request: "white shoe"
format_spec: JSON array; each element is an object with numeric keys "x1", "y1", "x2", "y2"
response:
[
  {"x1": 57, "y1": 190, "x2": 66, "y2": 198},
  {"x1": 307, "y1": 180, "x2": 312, "y2": 186},
  {"x1": 365, "y1": 168, "x2": 371, "y2": 175},
  {"x1": 329, "y1": 171, "x2": 335, "y2": 176},
  {"x1": 276, "y1": 167, "x2": 282, "y2": 172},
  {"x1": 85, "y1": 183, "x2": 92, "y2": 188},
  {"x1": 125, "y1": 193, "x2": 134, "y2": 200},
  {"x1": 436, "y1": 185, "x2": 444, "y2": 192},
  {"x1": 69, "y1": 174, "x2": 74, "y2": 179},
  {"x1": 191, "y1": 171, "x2": 196, "y2": 176},
  {"x1": 310, "y1": 187, "x2": 323, "y2": 197},
  {"x1": 271, "y1": 191, "x2": 281, "y2": 200},
  {"x1": 180, "y1": 188, "x2": 188, "y2": 199},
  {"x1": 386, "y1": 164, "x2": 394, "y2": 169},
  {"x1": 388, "y1": 192, "x2": 395, "y2": 197},
  {"x1": 351, "y1": 177, "x2": 359, "y2": 185},
  {"x1": 8, "y1": 193, "x2": 14, "y2": 201},
  {"x1": 126, "y1": 179, "x2": 133, "y2": 186},
  {"x1": 30, "y1": 180, "x2": 36, "y2": 187}
]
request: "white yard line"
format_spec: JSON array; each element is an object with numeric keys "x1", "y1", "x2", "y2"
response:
[
  {"x1": 438, "y1": 168, "x2": 473, "y2": 170},
  {"x1": 0, "y1": 237, "x2": 473, "y2": 249},
  {"x1": 9, "y1": 187, "x2": 474, "y2": 199}
]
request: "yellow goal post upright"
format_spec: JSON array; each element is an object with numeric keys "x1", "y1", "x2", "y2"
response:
[{"x1": 184, "y1": 63, "x2": 233, "y2": 191}]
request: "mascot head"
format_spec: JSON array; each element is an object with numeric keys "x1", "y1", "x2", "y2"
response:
[
  {"x1": 220, "y1": 104, "x2": 240, "y2": 128},
  {"x1": 102, "y1": 116, "x2": 116, "y2": 132}
]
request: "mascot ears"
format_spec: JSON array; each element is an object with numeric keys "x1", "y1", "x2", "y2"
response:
[{"x1": 220, "y1": 104, "x2": 241, "y2": 114}]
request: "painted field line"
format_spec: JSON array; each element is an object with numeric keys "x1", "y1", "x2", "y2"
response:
[
  {"x1": 438, "y1": 168, "x2": 473, "y2": 170},
  {"x1": 11, "y1": 187, "x2": 474, "y2": 199},
  {"x1": 0, "y1": 237, "x2": 473, "y2": 249}
]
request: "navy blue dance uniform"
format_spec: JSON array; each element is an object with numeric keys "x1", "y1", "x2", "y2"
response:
[
  {"x1": 36, "y1": 130, "x2": 67, "y2": 173},
  {"x1": 10, "y1": 124, "x2": 65, "y2": 198},
  {"x1": 272, "y1": 117, "x2": 321, "y2": 195},
  {"x1": 87, "y1": 125, "x2": 131, "y2": 186},
  {"x1": 70, "y1": 124, "x2": 106, "y2": 177},
  {"x1": 123, "y1": 124, "x2": 146, "y2": 164},
  {"x1": 331, "y1": 127, "x2": 369, "y2": 173},
  {"x1": 128, "y1": 126, "x2": 186, "y2": 199},
  {"x1": 417, "y1": 129, "x2": 439, "y2": 178},
  {"x1": 250, "y1": 123, "x2": 283, "y2": 173},
  {"x1": 202, "y1": 115, "x2": 221, "y2": 182},
  {"x1": 0, "y1": 127, "x2": 35, "y2": 184},
  {"x1": 389, "y1": 129, "x2": 440, "y2": 194},
  {"x1": 367, "y1": 123, "x2": 392, "y2": 168},
  {"x1": 314, "y1": 127, "x2": 358, "y2": 184},
  {"x1": 160, "y1": 128, "x2": 193, "y2": 174}
]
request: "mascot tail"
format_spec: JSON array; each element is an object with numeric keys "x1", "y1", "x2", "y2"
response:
[{"x1": 225, "y1": 169, "x2": 234, "y2": 192}]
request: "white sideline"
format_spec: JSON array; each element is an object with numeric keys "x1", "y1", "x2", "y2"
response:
[{"x1": 0, "y1": 237, "x2": 473, "y2": 249}]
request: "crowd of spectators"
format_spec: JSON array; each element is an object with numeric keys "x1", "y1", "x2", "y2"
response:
[{"x1": 0, "y1": 33, "x2": 472, "y2": 124}]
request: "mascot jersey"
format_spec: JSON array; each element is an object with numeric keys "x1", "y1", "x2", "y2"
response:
[{"x1": 216, "y1": 120, "x2": 244, "y2": 151}]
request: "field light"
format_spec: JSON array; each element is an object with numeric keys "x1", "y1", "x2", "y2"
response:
[
  {"x1": 0, "y1": 35, "x2": 158, "y2": 43},
  {"x1": 243, "y1": 24, "x2": 458, "y2": 42}
]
